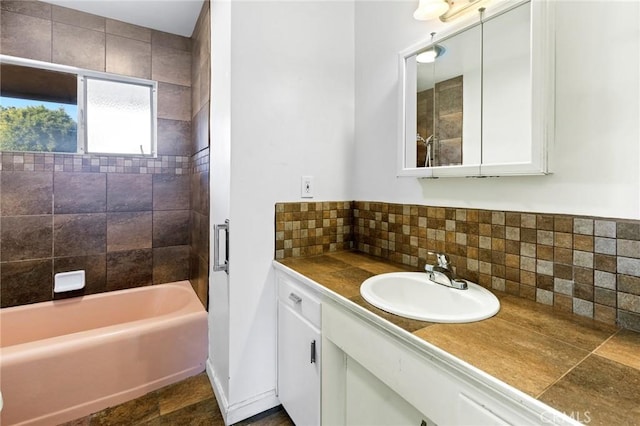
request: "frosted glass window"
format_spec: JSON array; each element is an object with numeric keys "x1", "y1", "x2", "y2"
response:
[{"x1": 86, "y1": 78, "x2": 154, "y2": 155}]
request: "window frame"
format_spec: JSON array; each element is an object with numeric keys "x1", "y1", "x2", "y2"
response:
[{"x1": 0, "y1": 54, "x2": 158, "y2": 158}]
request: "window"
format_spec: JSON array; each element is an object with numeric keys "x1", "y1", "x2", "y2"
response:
[
  {"x1": 0, "y1": 64, "x2": 78, "y2": 153},
  {"x1": 0, "y1": 55, "x2": 157, "y2": 157},
  {"x1": 84, "y1": 77, "x2": 154, "y2": 155}
]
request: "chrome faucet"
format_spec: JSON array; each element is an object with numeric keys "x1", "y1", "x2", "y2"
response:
[{"x1": 425, "y1": 252, "x2": 468, "y2": 290}]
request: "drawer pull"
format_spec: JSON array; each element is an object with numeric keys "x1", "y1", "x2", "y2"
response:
[{"x1": 289, "y1": 292, "x2": 302, "y2": 304}]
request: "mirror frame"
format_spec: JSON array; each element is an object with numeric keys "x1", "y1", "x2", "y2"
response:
[{"x1": 397, "y1": 0, "x2": 555, "y2": 178}]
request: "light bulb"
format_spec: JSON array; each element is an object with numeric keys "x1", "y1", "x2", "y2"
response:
[{"x1": 413, "y1": 0, "x2": 450, "y2": 21}]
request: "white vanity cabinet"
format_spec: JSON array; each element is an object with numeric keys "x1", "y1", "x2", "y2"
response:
[
  {"x1": 322, "y1": 301, "x2": 579, "y2": 426},
  {"x1": 276, "y1": 271, "x2": 321, "y2": 426}
]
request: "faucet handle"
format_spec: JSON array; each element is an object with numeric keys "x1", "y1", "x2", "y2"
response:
[{"x1": 428, "y1": 251, "x2": 450, "y2": 268}]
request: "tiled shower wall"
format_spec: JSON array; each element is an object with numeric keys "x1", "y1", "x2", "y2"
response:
[
  {"x1": 189, "y1": 1, "x2": 211, "y2": 307},
  {"x1": 276, "y1": 201, "x2": 640, "y2": 332},
  {"x1": 0, "y1": 1, "x2": 193, "y2": 307}
]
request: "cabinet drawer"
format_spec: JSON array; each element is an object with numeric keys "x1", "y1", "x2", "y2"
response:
[{"x1": 278, "y1": 274, "x2": 321, "y2": 328}]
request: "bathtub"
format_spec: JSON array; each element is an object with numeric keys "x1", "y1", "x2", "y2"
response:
[{"x1": 0, "y1": 280, "x2": 208, "y2": 426}]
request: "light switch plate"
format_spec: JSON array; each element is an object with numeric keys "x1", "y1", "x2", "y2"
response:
[{"x1": 301, "y1": 176, "x2": 314, "y2": 198}]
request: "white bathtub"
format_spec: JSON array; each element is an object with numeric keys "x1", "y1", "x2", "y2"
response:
[{"x1": 0, "y1": 281, "x2": 208, "y2": 426}]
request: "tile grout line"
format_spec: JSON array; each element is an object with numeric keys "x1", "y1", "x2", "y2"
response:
[{"x1": 534, "y1": 328, "x2": 622, "y2": 400}]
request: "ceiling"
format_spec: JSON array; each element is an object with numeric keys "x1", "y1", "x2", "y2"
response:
[{"x1": 40, "y1": 0, "x2": 205, "y2": 37}]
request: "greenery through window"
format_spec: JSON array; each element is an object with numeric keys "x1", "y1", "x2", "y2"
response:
[
  {"x1": 0, "y1": 99, "x2": 78, "y2": 153},
  {"x1": 0, "y1": 62, "x2": 78, "y2": 153}
]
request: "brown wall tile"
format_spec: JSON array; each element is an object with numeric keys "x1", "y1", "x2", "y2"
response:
[
  {"x1": 190, "y1": 210, "x2": 201, "y2": 254},
  {"x1": 52, "y1": 22, "x2": 105, "y2": 70},
  {"x1": 0, "y1": 259, "x2": 53, "y2": 307},
  {"x1": 106, "y1": 19, "x2": 151, "y2": 42},
  {"x1": 188, "y1": 251, "x2": 209, "y2": 308},
  {"x1": 106, "y1": 34, "x2": 151, "y2": 79},
  {"x1": 195, "y1": 172, "x2": 209, "y2": 215},
  {"x1": 618, "y1": 311, "x2": 640, "y2": 331},
  {"x1": 157, "y1": 82, "x2": 191, "y2": 121},
  {"x1": 1, "y1": 1, "x2": 51, "y2": 20},
  {"x1": 152, "y1": 45, "x2": 192, "y2": 86},
  {"x1": 106, "y1": 174, "x2": 152, "y2": 212},
  {"x1": 153, "y1": 245, "x2": 190, "y2": 284},
  {"x1": 54, "y1": 213, "x2": 106, "y2": 257},
  {"x1": 152, "y1": 30, "x2": 191, "y2": 51},
  {"x1": 192, "y1": 102, "x2": 210, "y2": 153},
  {"x1": 574, "y1": 234, "x2": 594, "y2": 252},
  {"x1": 107, "y1": 211, "x2": 152, "y2": 252},
  {"x1": 157, "y1": 119, "x2": 191, "y2": 156},
  {"x1": 106, "y1": 248, "x2": 152, "y2": 290},
  {"x1": 595, "y1": 287, "x2": 617, "y2": 307},
  {"x1": 1, "y1": 171, "x2": 53, "y2": 215},
  {"x1": 153, "y1": 174, "x2": 189, "y2": 210},
  {"x1": 554, "y1": 216, "x2": 573, "y2": 233},
  {"x1": 54, "y1": 172, "x2": 106, "y2": 213},
  {"x1": 190, "y1": 173, "x2": 202, "y2": 214},
  {"x1": 617, "y1": 222, "x2": 640, "y2": 241},
  {"x1": 0, "y1": 10, "x2": 51, "y2": 61},
  {"x1": 51, "y1": 5, "x2": 105, "y2": 31},
  {"x1": 595, "y1": 254, "x2": 617, "y2": 273},
  {"x1": 153, "y1": 210, "x2": 189, "y2": 247},
  {"x1": 1, "y1": 215, "x2": 52, "y2": 261},
  {"x1": 618, "y1": 275, "x2": 640, "y2": 296},
  {"x1": 198, "y1": 212, "x2": 209, "y2": 255}
]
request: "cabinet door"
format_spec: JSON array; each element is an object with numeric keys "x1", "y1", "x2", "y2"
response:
[{"x1": 278, "y1": 301, "x2": 321, "y2": 426}]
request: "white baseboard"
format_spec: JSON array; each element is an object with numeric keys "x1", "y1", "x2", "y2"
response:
[{"x1": 206, "y1": 359, "x2": 281, "y2": 425}]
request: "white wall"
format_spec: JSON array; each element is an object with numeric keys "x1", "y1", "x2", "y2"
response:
[
  {"x1": 353, "y1": 0, "x2": 640, "y2": 220},
  {"x1": 211, "y1": 0, "x2": 354, "y2": 421}
]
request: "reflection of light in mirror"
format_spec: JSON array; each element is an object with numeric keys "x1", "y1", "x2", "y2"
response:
[
  {"x1": 416, "y1": 45, "x2": 446, "y2": 63},
  {"x1": 417, "y1": 50, "x2": 437, "y2": 63}
]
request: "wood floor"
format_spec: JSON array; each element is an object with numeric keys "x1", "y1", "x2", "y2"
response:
[{"x1": 59, "y1": 373, "x2": 294, "y2": 426}]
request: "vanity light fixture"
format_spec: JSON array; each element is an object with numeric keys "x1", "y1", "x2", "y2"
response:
[
  {"x1": 416, "y1": 32, "x2": 446, "y2": 63},
  {"x1": 439, "y1": 0, "x2": 493, "y2": 22},
  {"x1": 413, "y1": 0, "x2": 450, "y2": 21}
]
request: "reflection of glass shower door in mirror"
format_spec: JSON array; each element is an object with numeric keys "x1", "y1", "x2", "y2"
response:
[
  {"x1": 416, "y1": 65, "x2": 433, "y2": 168},
  {"x1": 416, "y1": 76, "x2": 463, "y2": 167},
  {"x1": 437, "y1": 76, "x2": 463, "y2": 166},
  {"x1": 413, "y1": 24, "x2": 482, "y2": 169},
  {"x1": 435, "y1": 25, "x2": 482, "y2": 168}
]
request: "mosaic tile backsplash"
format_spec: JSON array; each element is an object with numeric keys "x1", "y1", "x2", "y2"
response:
[
  {"x1": 276, "y1": 201, "x2": 640, "y2": 331},
  {"x1": 275, "y1": 202, "x2": 353, "y2": 259}
]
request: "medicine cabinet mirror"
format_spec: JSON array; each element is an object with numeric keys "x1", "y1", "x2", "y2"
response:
[{"x1": 398, "y1": 0, "x2": 554, "y2": 178}]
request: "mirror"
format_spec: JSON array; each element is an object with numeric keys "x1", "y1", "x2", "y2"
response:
[
  {"x1": 481, "y1": 2, "x2": 531, "y2": 168},
  {"x1": 399, "y1": 0, "x2": 554, "y2": 178},
  {"x1": 415, "y1": 25, "x2": 482, "y2": 171}
]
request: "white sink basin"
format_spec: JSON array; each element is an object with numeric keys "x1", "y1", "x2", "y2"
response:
[{"x1": 360, "y1": 272, "x2": 500, "y2": 323}]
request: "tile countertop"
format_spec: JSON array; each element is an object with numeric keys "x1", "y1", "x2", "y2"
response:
[{"x1": 277, "y1": 251, "x2": 640, "y2": 426}]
